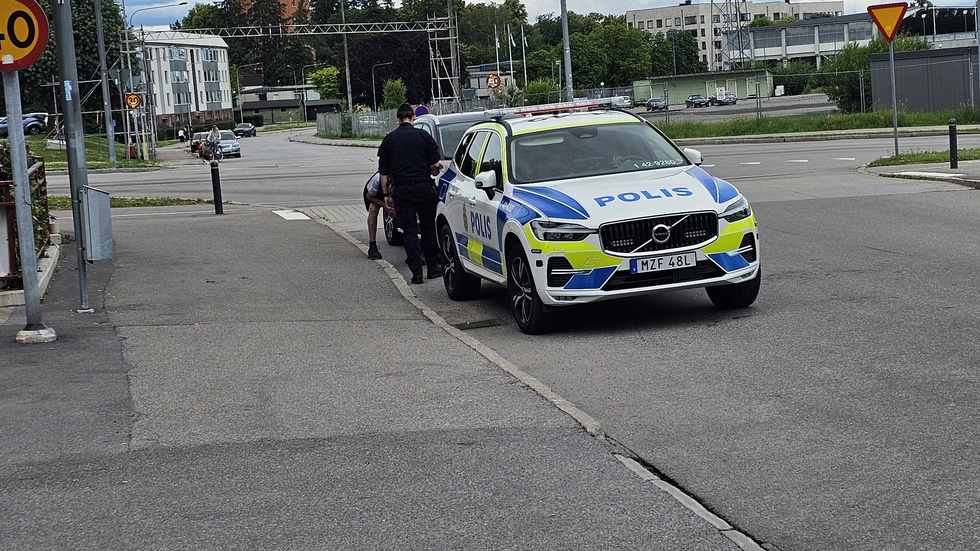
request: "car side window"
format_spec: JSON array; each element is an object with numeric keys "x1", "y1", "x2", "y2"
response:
[
  {"x1": 453, "y1": 133, "x2": 473, "y2": 169},
  {"x1": 459, "y1": 131, "x2": 489, "y2": 179},
  {"x1": 477, "y1": 133, "x2": 504, "y2": 189}
]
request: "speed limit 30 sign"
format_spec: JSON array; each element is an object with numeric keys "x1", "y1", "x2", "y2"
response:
[{"x1": 0, "y1": 0, "x2": 49, "y2": 72}]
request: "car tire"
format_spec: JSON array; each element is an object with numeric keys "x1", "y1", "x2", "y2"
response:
[
  {"x1": 383, "y1": 209, "x2": 403, "y2": 246},
  {"x1": 507, "y1": 246, "x2": 550, "y2": 334},
  {"x1": 706, "y1": 268, "x2": 761, "y2": 309},
  {"x1": 26, "y1": 125, "x2": 43, "y2": 135},
  {"x1": 440, "y1": 223, "x2": 481, "y2": 301}
]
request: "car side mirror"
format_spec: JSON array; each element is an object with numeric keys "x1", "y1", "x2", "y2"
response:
[
  {"x1": 684, "y1": 148, "x2": 703, "y2": 166},
  {"x1": 474, "y1": 170, "x2": 497, "y2": 200}
]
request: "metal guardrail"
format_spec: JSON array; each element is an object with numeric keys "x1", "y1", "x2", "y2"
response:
[{"x1": 0, "y1": 158, "x2": 50, "y2": 289}]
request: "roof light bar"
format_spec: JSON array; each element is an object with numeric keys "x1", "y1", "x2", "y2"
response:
[{"x1": 485, "y1": 97, "x2": 617, "y2": 119}]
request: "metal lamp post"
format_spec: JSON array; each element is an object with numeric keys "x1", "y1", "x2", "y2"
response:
[
  {"x1": 371, "y1": 61, "x2": 393, "y2": 112},
  {"x1": 237, "y1": 62, "x2": 262, "y2": 123},
  {"x1": 300, "y1": 62, "x2": 327, "y2": 122},
  {"x1": 127, "y1": 1, "x2": 187, "y2": 160}
]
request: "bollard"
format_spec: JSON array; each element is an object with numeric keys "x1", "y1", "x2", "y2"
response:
[
  {"x1": 949, "y1": 118, "x2": 958, "y2": 169},
  {"x1": 210, "y1": 160, "x2": 224, "y2": 214}
]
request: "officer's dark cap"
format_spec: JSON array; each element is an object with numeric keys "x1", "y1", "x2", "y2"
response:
[{"x1": 396, "y1": 103, "x2": 415, "y2": 119}]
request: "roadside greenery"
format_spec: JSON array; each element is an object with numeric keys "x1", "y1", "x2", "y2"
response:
[
  {"x1": 47, "y1": 196, "x2": 213, "y2": 210},
  {"x1": 867, "y1": 149, "x2": 980, "y2": 167},
  {"x1": 655, "y1": 108, "x2": 980, "y2": 140}
]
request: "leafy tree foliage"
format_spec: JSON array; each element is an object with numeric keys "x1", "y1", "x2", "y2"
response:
[
  {"x1": 589, "y1": 21, "x2": 650, "y2": 87},
  {"x1": 0, "y1": 0, "x2": 126, "y2": 127},
  {"x1": 381, "y1": 79, "x2": 407, "y2": 110},
  {"x1": 771, "y1": 61, "x2": 816, "y2": 95},
  {"x1": 650, "y1": 31, "x2": 706, "y2": 76},
  {"x1": 821, "y1": 35, "x2": 929, "y2": 112},
  {"x1": 524, "y1": 79, "x2": 559, "y2": 105},
  {"x1": 310, "y1": 66, "x2": 341, "y2": 98}
]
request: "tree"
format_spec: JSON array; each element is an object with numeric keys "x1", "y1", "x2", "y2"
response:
[
  {"x1": 310, "y1": 67, "x2": 341, "y2": 98},
  {"x1": 381, "y1": 79, "x2": 407, "y2": 110},
  {"x1": 589, "y1": 22, "x2": 651, "y2": 87},
  {"x1": 821, "y1": 34, "x2": 929, "y2": 112},
  {"x1": 567, "y1": 33, "x2": 608, "y2": 89},
  {"x1": 524, "y1": 79, "x2": 559, "y2": 105},
  {"x1": 771, "y1": 61, "x2": 816, "y2": 96},
  {"x1": 0, "y1": 0, "x2": 126, "y2": 127}
]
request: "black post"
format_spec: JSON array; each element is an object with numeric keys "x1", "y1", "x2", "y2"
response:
[
  {"x1": 949, "y1": 118, "x2": 958, "y2": 169},
  {"x1": 210, "y1": 161, "x2": 224, "y2": 214}
]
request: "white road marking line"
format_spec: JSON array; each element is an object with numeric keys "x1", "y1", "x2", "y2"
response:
[
  {"x1": 740, "y1": 161, "x2": 762, "y2": 165},
  {"x1": 834, "y1": 157, "x2": 856, "y2": 161},
  {"x1": 787, "y1": 159, "x2": 809, "y2": 163},
  {"x1": 273, "y1": 209, "x2": 311, "y2": 220}
]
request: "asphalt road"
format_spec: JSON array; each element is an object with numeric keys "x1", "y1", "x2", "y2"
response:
[{"x1": 47, "y1": 129, "x2": 980, "y2": 550}]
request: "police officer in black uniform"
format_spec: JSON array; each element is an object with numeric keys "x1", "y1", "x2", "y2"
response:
[{"x1": 378, "y1": 103, "x2": 443, "y2": 284}]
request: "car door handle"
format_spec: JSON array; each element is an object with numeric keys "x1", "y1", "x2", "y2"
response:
[{"x1": 467, "y1": 198, "x2": 477, "y2": 206}]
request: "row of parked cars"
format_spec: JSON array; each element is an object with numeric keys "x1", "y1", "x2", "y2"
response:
[
  {"x1": 189, "y1": 123, "x2": 257, "y2": 159},
  {"x1": 643, "y1": 92, "x2": 739, "y2": 111}
]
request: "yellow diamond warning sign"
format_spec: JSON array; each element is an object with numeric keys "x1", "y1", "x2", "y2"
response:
[{"x1": 867, "y1": 2, "x2": 908, "y2": 43}]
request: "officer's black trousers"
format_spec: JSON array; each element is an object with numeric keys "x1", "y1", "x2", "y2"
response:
[{"x1": 392, "y1": 182, "x2": 440, "y2": 272}]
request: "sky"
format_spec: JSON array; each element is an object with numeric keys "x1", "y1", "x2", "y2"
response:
[{"x1": 129, "y1": 0, "x2": 963, "y2": 32}]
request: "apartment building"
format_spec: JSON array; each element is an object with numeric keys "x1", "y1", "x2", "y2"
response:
[
  {"x1": 139, "y1": 32, "x2": 234, "y2": 128},
  {"x1": 626, "y1": 0, "x2": 843, "y2": 71}
]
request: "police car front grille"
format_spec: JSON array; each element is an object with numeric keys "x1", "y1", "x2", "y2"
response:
[
  {"x1": 600, "y1": 212, "x2": 717, "y2": 254},
  {"x1": 602, "y1": 260, "x2": 724, "y2": 291}
]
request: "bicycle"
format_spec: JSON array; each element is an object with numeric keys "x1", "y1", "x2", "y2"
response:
[{"x1": 205, "y1": 140, "x2": 223, "y2": 163}]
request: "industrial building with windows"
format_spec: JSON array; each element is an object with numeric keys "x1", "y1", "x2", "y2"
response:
[{"x1": 625, "y1": 0, "x2": 844, "y2": 71}]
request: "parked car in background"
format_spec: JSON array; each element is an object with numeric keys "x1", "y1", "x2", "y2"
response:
[
  {"x1": 685, "y1": 94, "x2": 710, "y2": 108},
  {"x1": 190, "y1": 132, "x2": 205, "y2": 153},
  {"x1": 709, "y1": 92, "x2": 737, "y2": 106},
  {"x1": 646, "y1": 98, "x2": 668, "y2": 111},
  {"x1": 233, "y1": 122, "x2": 256, "y2": 137},
  {"x1": 610, "y1": 96, "x2": 633, "y2": 108},
  {"x1": 0, "y1": 113, "x2": 48, "y2": 138},
  {"x1": 215, "y1": 130, "x2": 241, "y2": 158}
]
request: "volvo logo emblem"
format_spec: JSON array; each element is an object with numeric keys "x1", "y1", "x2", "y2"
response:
[{"x1": 652, "y1": 224, "x2": 671, "y2": 244}]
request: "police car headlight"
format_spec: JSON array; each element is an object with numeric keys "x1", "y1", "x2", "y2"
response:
[
  {"x1": 530, "y1": 221, "x2": 595, "y2": 241},
  {"x1": 720, "y1": 197, "x2": 751, "y2": 222}
]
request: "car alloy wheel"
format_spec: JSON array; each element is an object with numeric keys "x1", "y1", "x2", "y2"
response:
[
  {"x1": 439, "y1": 223, "x2": 481, "y2": 300},
  {"x1": 507, "y1": 247, "x2": 549, "y2": 334},
  {"x1": 383, "y1": 209, "x2": 403, "y2": 246}
]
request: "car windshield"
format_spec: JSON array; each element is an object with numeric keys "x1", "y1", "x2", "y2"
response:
[
  {"x1": 437, "y1": 121, "x2": 482, "y2": 158},
  {"x1": 219, "y1": 130, "x2": 236, "y2": 140},
  {"x1": 508, "y1": 122, "x2": 688, "y2": 183}
]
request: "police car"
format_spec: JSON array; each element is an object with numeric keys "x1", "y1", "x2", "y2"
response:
[{"x1": 435, "y1": 99, "x2": 760, "y2": 334}]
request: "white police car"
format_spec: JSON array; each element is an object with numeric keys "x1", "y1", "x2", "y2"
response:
[{"x1": 435, "y1": 100, "x2": 760, "y2": 334}]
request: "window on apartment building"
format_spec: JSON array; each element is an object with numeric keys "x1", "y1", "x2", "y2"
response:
[
  {"x1": 712, "y1": 14, "x2": 720, "y2": 23},
  {"x1": 684, "y1": 15, "x2": 696, "y2": 25},
  {"x1": 666, "y1": 18, "x2": 672, "y2": 26},
  {"x1": 638, "y1": 21, "x2": 645, "y2": 29},
  {"x1": 715, "y1": 53, "x2": 723, "y2": 62},
  {"x1": 656, "y1": 19, "x2": 663, "y2": 28},
  {"x1": 702, "y1": 55, "x2": 707, "y2": 62},
  {"x1": 772, "y1": 12, "x2": 781, "y2": 19},
  {"x1": 740, "y1": 13, "x2": 751, "y2": 21},
  {"x1": 713, "y1": 27, "x2": 721, "y2": 36},
  {"x1": 674, "y1": 17, "x2": 680, "y2": 26},
  {"x1": 714, "y1": 40, "x2": 722, "y2": 49},
  {"x1": 701, "y1": 41, "x2": 706, "y2": 50},
  {"x1": 802, "y1": 12, "x2": 812, "y2": 20},
  {"x1": 700, "y1": 28, "x2": 705, "y2": 37},
  {"x1": 628, "y1": 21, "x2": 634, "y2": 28},
  {"x1": 700, "y1": 15, "x2": 705, "y2": 24},
  {"x1": 647, "y1": 20, "x2": 653, "y2": 27},
  {"x1": 164, "y1": 70, "x2": 168, "y2": 82}
]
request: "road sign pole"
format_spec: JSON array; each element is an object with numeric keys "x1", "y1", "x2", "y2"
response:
[
  {"x1": 889, "y1": 42, "x2": 899, "y2": 156},
  {"x1": 2, "y1": 72, "x2": 56, "y2": 343}
]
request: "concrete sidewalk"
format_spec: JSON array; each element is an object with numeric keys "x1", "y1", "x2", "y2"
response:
[{"x1": 0, "y1": 201, "x2": 749, "y2": 549}]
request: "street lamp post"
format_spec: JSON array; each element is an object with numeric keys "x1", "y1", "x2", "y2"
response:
[
  {"x1": 285, "y1": 64, "x2": 298, "y2": 120},
  {"x1": 126, "y1": 1, "x2": 187, "y2": 160},
  {"x1": 300, "y1": 62, "x2": 327, "y2": 122},
  {"x1": 371, "y1": 61, "x2": 393, "y2": 112},
  {"x1": 237, "y1": 62, "x2": 262, "y2": 123}
]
